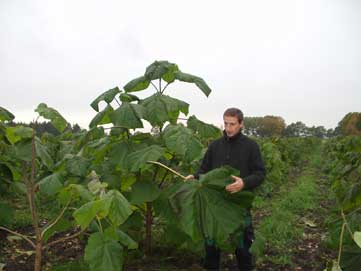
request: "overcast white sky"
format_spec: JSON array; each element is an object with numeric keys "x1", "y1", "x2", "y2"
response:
[{"x1": 1, "y1": 0, "x2": 360, "y2": 129}]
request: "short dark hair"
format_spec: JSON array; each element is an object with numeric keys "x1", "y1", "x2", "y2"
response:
[{"x1": 223, "y1": 107, "x2": 244, "y2": 123}]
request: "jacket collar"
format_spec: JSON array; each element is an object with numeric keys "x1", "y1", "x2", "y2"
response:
[{"x1": 222, "y1": 130, "x2": 245, "y2": 141}]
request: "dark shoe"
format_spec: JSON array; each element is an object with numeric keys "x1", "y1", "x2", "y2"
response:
[
  {"x1": 235, "y1": 247, "x2": 254, "y2": 271},
  {"x1": 203, "y1": 244, "x2": 220, "y2": 270},
  {"x1": 235, "y1": 225, "x2": 255, "y2": 271}
]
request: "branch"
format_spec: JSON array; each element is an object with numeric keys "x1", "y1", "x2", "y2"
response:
[
  {"x1": 115, "y1": 97, "x2": 121, "y2": 107},
  {"x1": 341, "y1": 210, "x2": 356, "y2": 240},
  {"x1": 161, "y1": 82, "x2": 170, "y2": 94},
  {"x1": 147, "y1": 161, "x2": 186, "y2": 180},
  {"x1": 0, "y1": 226, "x2": 35, "y2": 248},
  {"x1": 41, "y1": 200, "x2": 71, "y2": 238},
  {"x1": 103, "y1": 125, "x2": 128, "y2": 130},
  {"x1": 337, "y1": 222, "x2": 346, "y2": 265},
  {"x1": 44, "y1": 228, "x2": 86, "y2": 248},
  {"x1": 150, "y1": 81, "x2": 159, "y2": 92},
  {"x1": 158, "y1": 171, "x2": 169, "y2": 189},
  {"x1": 28, "y1": 130, "x2": 41, "y2": 243}
]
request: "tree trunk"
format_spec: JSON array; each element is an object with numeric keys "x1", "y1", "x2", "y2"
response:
[
  {"x1": 145, "y1": 202, "x2": 153, "y2": 256},
  {"x1": 34, "y1": 241, "x2": 42, "y2": 271}
]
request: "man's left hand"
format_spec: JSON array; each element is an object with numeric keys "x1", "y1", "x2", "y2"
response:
[{"x1": 225, "y1": 175, "x2": 245, "y2": 193}]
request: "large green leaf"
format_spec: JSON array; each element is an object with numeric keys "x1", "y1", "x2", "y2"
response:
[
  {"x1": 35, "y1": 103, "x2": 68, "y2": 133},
  {"x1": 90, "y1": 87, "x2": 121, "y2": 112},
  {"x1": 140, "y1": 93, "x2": 189, "y2": 126},
  {"x1": 168, "y1": 167, "x2": 254, "y2": 249},
  {"x1": 354, "y1": 231, "x2": 361, "y2": 248},
  {"x1": 108, "y1": 141, "x2": 135, "y2": 170},
  {"x1": 109, "y1": 102, "x2": 144, "y2": 129},
  {"x1": 14, "y1": 139, "x2": 32, "y2": 162},
  {"x1": 187, "y1": 115, "x2": 222, "y2": 140},
  {"x1": 129, "y1": 180, "x2": 161, "y2": 205},
  {"x1": 161, "y1": 63, "x2": 179, "y2": 83},
  {"x1": 84, "y1": 232, "x2": 124, "y2": 271},
  {"x1": 340, "y1": 249, "x2": 361, "y2": 271},
  {"x1": 154, "y1": 182, "x2": 184, "y2": 222},
  {"x1": 104, "y1": 227, "x2": 138, "y2": 249},
  {"x1": 89, "y1": 105, "x2": 114, "y2": 128},
  {"x1": 342, "y1": 182, "x2": 361, "y2": 212},
  {"x1": 73, "y1": 190, "x2": 132, "y2": 229},
  {"x1": 35, "y1": 138, "x2": 53, "y2": 169},
  {"x1": 64, "y1": 155, "x2": 91, "y2": 177},
  {"x1": 13, "y1": 138, "x2": 53, "y2": 168},
  {"x1": 127, "y1": 145, "x2": 165, "y2": 172},
  {"x1": 105, "y1": 190, "x2": 133, "y2": 226},
  {"x1": 144, "y1": 61, "x2": 177, "y2": 81},
  {"x1": 38, "y1": 172, "x2": 64, "y2": 196},
  {"x1": 0, "y1": 162, "x2": 20, "y2": 183},
  {"x1": 5, "y1": 126, "x2": 33, "y2": 144},
  {"x1": 42, "y1": 217, "x2": 72, "y2": 243},
  {"x1": 0, "y1": 107, "x2": 15, "y2": 122},
  {"x1": 123, "y1": 76, "x2": 150, "y2": 92},
  {"x1": 162, "y1": 124, "x2": 203, "y2": 162},
  {"x1": 58, "y1": 184, "x2": 93, "y2": 204},
  {"x1": 119, "y1": 93, "x2": 140, "y2": 103},
  {"x1": 73, "y1": 198, "x2": 111, "y2": 230},
  {"x1": 174, "y1": 71, "x2": 212, "y2": 97}
]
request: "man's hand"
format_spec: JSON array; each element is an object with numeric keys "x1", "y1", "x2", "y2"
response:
[
  {"x1": 184, "y1": 174, "x2": 195, "y2": 181},
  {"x1": 225, "y1": 175, "x2": 245, "y2": 193}
]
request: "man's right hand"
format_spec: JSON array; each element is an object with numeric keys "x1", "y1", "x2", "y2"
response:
[{"x1": 184, "y1": 174, "x2": 195, "y2": 181}]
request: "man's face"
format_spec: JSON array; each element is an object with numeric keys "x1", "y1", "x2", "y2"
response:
[{"x1": 223, "y1": 115, "x2": 243, "y2": 137}]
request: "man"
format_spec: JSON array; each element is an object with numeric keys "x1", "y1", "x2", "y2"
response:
[{"x1": 185, "y1": 107, "x2": 265, "y2": 271}]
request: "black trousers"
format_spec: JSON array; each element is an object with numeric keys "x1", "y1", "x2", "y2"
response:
[{"x1": 203, "y1": 224, "x2": 255, "y2": 271}]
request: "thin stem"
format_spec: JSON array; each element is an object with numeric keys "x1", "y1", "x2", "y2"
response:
[
  {"x1": 341, "y1": 210, "x2": 356, "y2": 240},
  {"x1": 152, "y1": 164, "x2": 160, "y2": 183},
  {"x1": 0, "y1": 226, "x2": 35, "y2": 248},
  {"x1": 158, "y1": 171, "x2": 169, "y2": 189},
  {"x1": 30, "y1": 130, "x2": 36, "y2": 186},
  {"x1": 28, "y1": 134, "x2": 41, "y2": 241},
  {"x1": 97, "y1": 216, "x2": 103, "y2": 233},
  {"x1": 45, "y1": 229, "x2": 86, "y2": 248},
  {"x1": 147, "y1": 161, "x2": 186, "y2": 180},
  {"x1": 150, "y1": 81, "x2": 159, "y2": 92},
  {"x1": 158, "y1": 157, "x2": 175, "y2": 188},
  {"x1": 337, "y1": 222, "x2": 346, "y2": 265},
  {"x1": 161, "y1": 83, "x2": 170, "y2": 94},
  {"x1": 41, "y1": 200, "x2": 71, "y2": 238},
  {"x1": 29, "y1": 129, "x2": 43, "y2": 271},
  {"x1": 145, "y1": 202, "x2": 153, "y2": 255},
  {"x1": 159, "y1": 79, "x2": 161, "y2": 94},
  {"x1": 103, "y1": 126, "x2": 128, "y2": 130},
  {"x1": 115, "y1": 97, "x2": 121, "y2": 107}
]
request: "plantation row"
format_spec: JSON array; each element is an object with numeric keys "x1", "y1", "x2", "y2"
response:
[
  {"x1": 0, "y1": 61, "x2": 360, "y2": 271},
  {"x1": 321, "y1": 136, "x2": 361, "y2": 271}
]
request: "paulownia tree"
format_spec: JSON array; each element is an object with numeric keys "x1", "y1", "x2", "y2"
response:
[
  {"x1": 0, "y1": 105, "x2": 135, "y2": 271},
  {"x1": 88, "y1": 60, "x2": 217, "y2": 255}
]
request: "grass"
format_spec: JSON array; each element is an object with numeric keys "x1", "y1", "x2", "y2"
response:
[{"x1": 253, "y1": 170, "x2": 320, "y2": 266}]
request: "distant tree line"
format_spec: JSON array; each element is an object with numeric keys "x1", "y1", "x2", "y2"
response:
[
  {"x1": 243, "y1": 112, "x2": 361, "y2": 138},
  {"x1": 8, "y1": 112, "x2": 361, "y2": 139},
  {"x1": 7, "y1": 121, "x2": 83, "y2": 136}
]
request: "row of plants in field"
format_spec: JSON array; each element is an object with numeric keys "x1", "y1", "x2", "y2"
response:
[
  {"x1": 253, "y1": 136, "x2": 321, "y2": 198},
  {"x1": 0, "y1": 61, "x2": 257, "y2": 271},
  {"x1": 322, "y1": 136, "x2": 361, "y2": 271}
]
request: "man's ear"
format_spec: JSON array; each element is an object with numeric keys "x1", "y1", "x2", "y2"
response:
[{"x1": 240, "y1": 120, "x2": 244, "y2": 129}]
